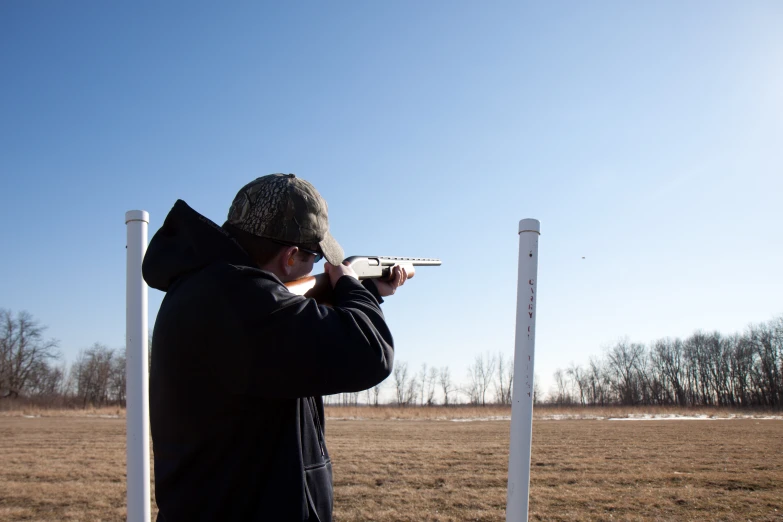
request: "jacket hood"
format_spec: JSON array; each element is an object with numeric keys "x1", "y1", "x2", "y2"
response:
[{"x1": 142, "y1": 200, "x2": 254, "y2": 292}]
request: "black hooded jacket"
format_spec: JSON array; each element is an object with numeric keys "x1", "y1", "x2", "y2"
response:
[{"x1": 142, "y1": 200, "x2": 394, "y2": 522}]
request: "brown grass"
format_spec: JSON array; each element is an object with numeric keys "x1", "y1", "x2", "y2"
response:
[
  {"x1": 328, "y1": 418, "x2": 783, "y2": 521},
  {"x1": 0, "y1": 408, "x2": 781, "y2": 521},
  {"x1": 0, "y1": 417, "x2": 133, "y2": 521},
  {"x1": 0, "y1": 405, "x2": 126, "y2": 418},
  {"x1": 325, "y1": 405, "x2": 513, "y2": 421},
  {"x1": 325, "y1": 404, "x2": 782, "y2": 421},
  {"x1": 2, "y1": 403, "x2": 778, "y2": 421}
]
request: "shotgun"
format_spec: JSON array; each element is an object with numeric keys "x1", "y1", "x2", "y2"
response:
[{"x1": 285, "y1": 256, "x2": 441, "y2": 304}]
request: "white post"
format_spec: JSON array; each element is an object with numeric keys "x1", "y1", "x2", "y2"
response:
[
  {"x1": 506, "y1": 218, "x2": 540, "y2": 522},
  {"x1": 125, "y1": 210, "x2": 151, "y2": 522}
]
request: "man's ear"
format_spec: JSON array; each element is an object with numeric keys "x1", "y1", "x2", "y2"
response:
[{"x1": 280, "y1": 246, "x2": 299, "y2": 276}]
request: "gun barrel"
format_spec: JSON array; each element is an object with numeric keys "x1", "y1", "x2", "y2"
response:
[{"x1": 345, "y1": 256, "x2": 442, "y2": 267}]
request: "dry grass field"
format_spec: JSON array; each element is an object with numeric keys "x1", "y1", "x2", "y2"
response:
[{"x1": 0, "y1": 407, "x2": 781, "y2": 521}]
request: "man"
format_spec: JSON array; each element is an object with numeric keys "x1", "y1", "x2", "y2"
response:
[{"x1": 142, "y1": 173, "x2": 407, "y2": 521}]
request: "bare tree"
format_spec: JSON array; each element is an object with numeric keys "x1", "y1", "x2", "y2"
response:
[
  {"x1": 651, "y1": 338, "x2": 687, "y2": 406},
  {"x1": 750, "y1": 320, "x2": 782, "y2": 407},
  {"x1": 110, "y1": 348, "x2": 126, "y2": 405},
  {"x1": 71, "y1": 344, "x2": 116, "y2": 407},
  {"x1": 414, "y1": 364, "x2": 439, "y2": 406},
  {"x1": 685, "y1": 331, "x2": 725, "y2": 406},
  {"x1": 606, "y1": 339, "x2": 645, "y2": 405},
  {"x1": 418, "y1": 364, "x2": 428, "y2": 406},
  {"x1": 439, "y1": 366, "x2": 455, "y2": 405},
  {"x1": 392, "y1": 361, "x2": 414, "y2": 406},
  {"x1": 566, "y1": 363, "x2": 587, "y2": 406},
  {"x1": 533, "y1": 372, "x2": 542, "y2": 405},
  {"x1": 363, "y1": 387, "x2": 373, "y2": 405},
  {"x1": 371, "y1": 382, "x2": 383, "y2": 406},
  {"x1": 406, "y1": 376, "x2": 419, "y2": 407},
  {"x1": 586, "y1": 356, "x2": 610, "y2": 406},
  {"x1": 466, "y1": 352, "x2": 496, "y2": 405},
  {"x1": 0, "y1": 309, "x2": 60, "y2": 398},
  {"x1": 425, "y1": 366, "x2": 438, "y2": 405},
  {"x1": 552, "y1": 368, "x2": 573, "y2": 405},
  {"x1": 495, "y1": 352, "x2": 514, "y2": 405},
  {"x1": 728, "y1": 333, "x2": 755, "y2": 407},
  {"x1": 24, "y1": 360, "x2": 65, "y2": 399}
]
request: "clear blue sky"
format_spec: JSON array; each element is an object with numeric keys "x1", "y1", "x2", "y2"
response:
[{"x1": 2, "y1": 2, "x2": 781, "y2": 398}]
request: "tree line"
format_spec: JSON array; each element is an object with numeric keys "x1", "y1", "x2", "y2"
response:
[
  {"x1": 3, "y1": 307, "x2": 781, "y2": 409},
  {"x1": 551, "y1": 315, "x2": 782, "y2": 409},
  {"x1": 1, "y1": 306, "x2": 528, "y2": 409},
  {"x1": 323, "y1": 353, "x2": 533, "y2": 407},
  {"x1": 1, "y1": 309, "x2": 126, "y2": 407}
]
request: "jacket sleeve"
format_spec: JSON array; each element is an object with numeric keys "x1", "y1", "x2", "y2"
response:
[{"x1": 220, "y1": 271, "x2": 395, "y2": 398}]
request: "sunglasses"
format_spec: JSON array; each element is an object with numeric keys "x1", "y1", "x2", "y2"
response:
[
  {"x1": 269, "y1": 239, "x2": 324, "y2": 263},
  {"x1": 298, "y1": 246, "x2": 324, "y2": 263}
]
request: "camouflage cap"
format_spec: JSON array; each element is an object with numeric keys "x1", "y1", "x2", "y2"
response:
[{"x1": 226, "y1": 174, "x2": 344, "y2": 265}]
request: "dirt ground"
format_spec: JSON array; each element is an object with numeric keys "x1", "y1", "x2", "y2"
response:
[{"x1": 0, "y1": 412, "x2": 781, "y2": 521}]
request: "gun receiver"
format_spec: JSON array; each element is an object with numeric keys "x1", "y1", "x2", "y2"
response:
[
  {"x1": 284, "y1": 256, "x2": 441, "y2": 304},
  {"x1": 345, "y1": 256, "x2": 442, "y2": 279}
]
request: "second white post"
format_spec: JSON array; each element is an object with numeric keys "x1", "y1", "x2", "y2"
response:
[{"x1": 506, "y1": 218, "x2": 540, "y2": 522}]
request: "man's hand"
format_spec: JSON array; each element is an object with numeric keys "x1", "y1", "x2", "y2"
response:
[
  {"x1": 324, "y1": 262, "x2": 359, "y2": 288},
  {"x1": 373, "y1": 264, "x2": 410, "y2": 297}
]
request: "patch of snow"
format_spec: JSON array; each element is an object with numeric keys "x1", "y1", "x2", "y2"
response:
[
  {"x1": 539, "y1": 414, "x2": 606, "y2": 421},
  {"x1": 451, "y1": 416, "x2": 511, "y2": 422},
  {"x1": 608, "y1": 414, "x2": 783, "y2": 421},
  {"x1": 609, "y1": 415, "x2": 710, "y2": 421}
]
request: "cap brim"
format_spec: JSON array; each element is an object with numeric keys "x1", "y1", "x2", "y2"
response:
[{"x1": 319, "y1": 230, "x2": 344, "y2": 266}]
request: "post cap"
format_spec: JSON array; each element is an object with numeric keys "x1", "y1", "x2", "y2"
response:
[
  {"x1": 125, "y1": 210, "x2": 149, "y2": 224},
  {"x1": 518, "y1": 218, "x2": 540, "y2": 234}
]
